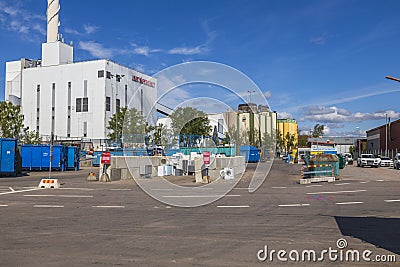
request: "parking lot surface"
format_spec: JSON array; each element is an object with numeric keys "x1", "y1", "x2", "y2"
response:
[{"x1": 0, "y1": 161, "x2": 399, "y2": 266}]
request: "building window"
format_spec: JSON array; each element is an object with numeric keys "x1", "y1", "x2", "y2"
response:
[
  {"x1": 116, "y1": 99, "x2": 120, "y2": 113},
  {"x1": 106, "y1": 71, "x2": 111, "y2": 79},
  {"x1": 76, "y1": 98, "x2": 82, "y2": 112},
  {"x1": 98, "y1": 70, "x2": 104, "y2": 78},
  {"x1": 106, "y1": 97, "x2": 111, "y2": 111},
  {"x1": 83, "y1": 97, "x2": 88, "y2": 112}
]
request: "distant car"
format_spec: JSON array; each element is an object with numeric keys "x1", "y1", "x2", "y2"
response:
[
  {"x1": 379, "y1": 156, "x2": 393, "y2": 167},
  {"x1": 357, "y1": 154, "x2": 380, "y2": 168},
  {"x1": 282, "y1": 154, "x2": 289, "y2": 161},
  {"x1": 394, "y1": 153, "x2": 400, "y2": 170}
]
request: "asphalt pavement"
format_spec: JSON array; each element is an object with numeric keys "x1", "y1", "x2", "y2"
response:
[{"x1": 0, "y1": 160, "x2": 399, "y2": 266}]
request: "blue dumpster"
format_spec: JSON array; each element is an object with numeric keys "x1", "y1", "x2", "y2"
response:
[
  {"x1": 21, "y1": 145, "x2": 67, "y2": 171},
  {"x1": 0, "y1": 138, "x2": 17, "y2": 176},
  {"x1": 239, "y1": 146, "x2": 260, "y2": 163},
  {"x1": 67, "y1": 146, "x2": 80, "y2": 171}
]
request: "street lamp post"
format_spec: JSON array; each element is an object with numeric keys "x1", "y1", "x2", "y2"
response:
[
  {"x1": 113, "y1": 73, "x2": 125, "y2": 146},
  {"x1": 247, "y1": 90, "x2": 255, "y2": 103}
]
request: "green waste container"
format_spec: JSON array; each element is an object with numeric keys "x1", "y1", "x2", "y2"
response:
[
  {"x1": 305, "y1": 154, "x2": 340, "y2": 177},
  {"x1": 338, "y1": 154, "x2": 346, "y2": 169}
]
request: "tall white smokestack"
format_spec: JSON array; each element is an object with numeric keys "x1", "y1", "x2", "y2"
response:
[{"x1": 46, "y1": 0, "x2": 60, "y2": 43}]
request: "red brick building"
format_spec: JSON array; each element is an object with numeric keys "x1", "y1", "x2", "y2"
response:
[{"x1": 366, "y1": 119, "x2": 400, "y2": 152}]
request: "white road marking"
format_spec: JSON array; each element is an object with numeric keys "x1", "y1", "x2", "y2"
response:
[
  {"x1": 335, "y1": 183, "x2": 350, "y2": 186},
  {"x1": 272, "y1": 187, "x2": 287, "y2": 189},
  {"x1": 24, "y1": 195, "x2": 93, "y2": 198},
  {"x1": 92, "y1": 205, "x2": 125, "y2": 208},
  {"x1": 58, "y1": 188, "x2": 95, "y2": 191},
  {"x1": 58, "y1": 195, "x2": 93, "y2": 198},
  {"x1": 306, "y1": 190, "x2": 367, "y2": 195},
  {"x1": 162, "y1": 195, "x2": 240, "y2": 198},
  {"x1": 306, "y1": 185, "x2": 323, "y2": 187},
  {"x1": 0, "y1": 188, "x2": 41, "y2": 196},
  {"x1": 150, "y1": 189, "x2": 173, "y2": 191},
  {"x1": 0, "y1": 204, "x2": 9, "y2": 207},
  {"x1": 9, "y1": 187, "x2": 15, "y2": 192},
  {"x1": 110, "y1": 189, "x2": 133, "y2": 191},
  {"x1": 360, "y1": 181, "x2": 370, "y2": 184},
  {"x1": 384, "y1": 199, "x2": 400, "y2": 203},
  {"x1": 335, "y1": 202, "x2": 364, "y2": 205},
  {"x1": 377, "y1": 180, "x2": 385, "y2": 182},
  {"x1": 278, "y1": 204, "x2": 310, "y2": 207},
  {"x1": 34, "y1": 205, "x2": 64, "y2": 208},
  {"x1": 217, "y1": 205, "x2": 250, "y2": 208},
  {"x1": 233, "y1": 188, "x2": 250, "y2": 190}
]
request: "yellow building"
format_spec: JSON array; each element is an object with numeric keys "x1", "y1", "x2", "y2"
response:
[{"x1": 277, "y1": 118, "x2": 298, "y2": 149}]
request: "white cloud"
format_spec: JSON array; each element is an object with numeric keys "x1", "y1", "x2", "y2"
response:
[
  {"x1": 65, "y1": 28, "x2": 82, "y2": 35},
  {"x1": 301, "y1": 105, "x2": 400, "y2": 123},
  {"x1": 310, "y1": 36, "x2": 325, "y2": 45},
  {"x1": 168, "y1": 45, "x2": 207, "y2": 55},
  {"x1": 78, "y1": 41, "x2": 114, "y2": 58},
  {"x1": 0, "y1": 1, "x2": 46, "y2": 40},
  {"x1": 83, "y1": 24, "x2": 99, "y2": 34},
  {"x1": 263, "y1": 91, "x2": 272, "y2": 99},
  {"x1": 278, "y1": 112, "x2": 293, "y2": 119}
]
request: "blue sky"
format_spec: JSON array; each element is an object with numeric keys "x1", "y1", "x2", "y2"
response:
[{"x1": 1, "y1": 0, "x2": 400, "y2": 136}]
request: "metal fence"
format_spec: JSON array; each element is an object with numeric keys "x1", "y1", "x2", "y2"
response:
[{"x1": 356, "y1": 149, "x2": 399, "y2": 159}]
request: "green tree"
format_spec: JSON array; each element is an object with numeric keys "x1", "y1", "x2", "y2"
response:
[
  {"x1": 0, "y1": 102, "x2": 26, "y2": 139},
  {"x1": 107, "y1": 107, "x2": 127, "y2": 141},
  {"x1": 152, "y1": 123, "x2": 170, "y2": 147},
  {"x1": 262, "y1": 132, "x2": 276, "y2": 150},
  {"x1": 297, "y1": 134, "x2": 309, "y2": 147},
  {"x1": 284, "y1": 132, "x2": 296, "y2": 153},
  {"x1": 276, "y1": 130, "x2": 285, "y2": 152},
  {"x1": 108, "y1": 107, "x2": 152, "y2": 144},
  {"x1": 20, "y1": 129, "x2": 42, "y2": 144},
  {"x1": 170, "y1": 107, "x2": 211, "y2": 136},
  {"x1": 312, "y1": 124, "x2": 324, "y2": 138}
]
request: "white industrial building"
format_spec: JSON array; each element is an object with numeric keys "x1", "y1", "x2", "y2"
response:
[{"x1": 4, "y1": 0, "x2": 157, "y2": 142}]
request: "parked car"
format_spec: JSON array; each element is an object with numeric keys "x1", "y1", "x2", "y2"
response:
[
  {"x1": 379, "y1": 156, "x2": 394, "y2": 167},
  {"x1": 357, "y1": 154, "x2": 380, "y2": 168},
  {"x1": 394, "y1": 153, "x2": 400, "y2": 170}
]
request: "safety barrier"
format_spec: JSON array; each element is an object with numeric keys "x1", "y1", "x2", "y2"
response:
[
  {"x1": 38, "y1": 179, "x2": 61, "y2": 188},
  {"x1": 300, "y1": 164, "x2": 335, "y2": 184}
]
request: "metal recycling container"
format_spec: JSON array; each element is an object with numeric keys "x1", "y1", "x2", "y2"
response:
[
  {"x1": 0, "y1": 138, "x2": 18, "y2": 176},
  {"x1": 305, "y1": 154, "x2": 340, "y2": 177},
  {"x1": 67, "y1": 146, "x2": 80, "y2": 171},
  {"x1": 239, "y1": 146, "x2": 260, "y2": 163},
  {"x1": 21, "y1": 145, "x2": 67, "y2": 171}
]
